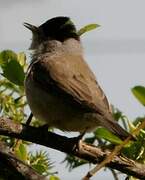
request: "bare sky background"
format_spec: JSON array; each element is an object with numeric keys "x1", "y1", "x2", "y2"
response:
[{"x1": 0, "y1": 0, "x2": 145, "y2": 179}]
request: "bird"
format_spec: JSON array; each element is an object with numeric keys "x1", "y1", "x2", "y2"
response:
[{"x1": 24, "y1": 16, "x2": 134, "y2": 140}]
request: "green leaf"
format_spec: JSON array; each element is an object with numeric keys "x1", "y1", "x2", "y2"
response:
[
  {"x1": 0, "y1": 50, "x2": 25, "y2": 86},
  {"x1": 32, "y1": 164, "x2": 46, "y2": 174},
  {"x1": 95, "y1": 127, "x2": 123, "y2": 144},
  {"x1": 78, "y1": 23, "x2": 100, "y2": 36},
  {"x1": 132, "y1": 86, "x2": 145, "y2": 106},
  {"x1": 0, "y1": 50, "x2": 17, "y2": 66},
  {"x1": 15, "y1": 143, "x2": 27, "y2": 161},
  {"x1": 17, "y1": 52, "x2": 26, "y2": 66},
  {"x1": 49, "y1": 176, "x2": 60, "y2": 180},
  {"x1": 2, "y1": 59, "x2": 25, "y2": 86},
  {"x1": 123, "y1": 133, "x2": 145, "y2": 160},
  {"x1": 29, "y1": 151, "x2": 53, "y2": 175},
  {"x1": 64, "y1": 154, "x2": 87, "y2": 170}
]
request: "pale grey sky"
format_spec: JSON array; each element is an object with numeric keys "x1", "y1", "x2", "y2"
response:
[{"x1": 0, "y1": 0, "x2": 145, "y2": 179}]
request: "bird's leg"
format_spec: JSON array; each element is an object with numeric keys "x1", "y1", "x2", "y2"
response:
[
  {"x1": 26, "y1": 112, "x2": 33, "y2": 126},
  {"x1": 26, "y1": 112, "x2": 49, "y2": 132},
  {"x1": 77, "y1": 130, "x2": 86, "y2": 141}
]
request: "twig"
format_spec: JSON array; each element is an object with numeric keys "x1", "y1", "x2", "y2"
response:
[
  {"x1": 0, "y1": 141, "x2": 48, "y2": 180},
  {"x1": 83, "y1": 119, "x2": 145, "y2": 179}
]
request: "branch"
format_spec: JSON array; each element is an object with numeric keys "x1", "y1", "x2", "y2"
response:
[
  {"x1": 0, "y1": 142, "x2": 48, "y2": 180},
  {"x1": 0, "y1": 117, "x2": 145, "y2": 179}
]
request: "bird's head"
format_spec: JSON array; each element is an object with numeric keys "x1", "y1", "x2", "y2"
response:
[{"x1": 24, "y1": 16, "x2": 80, "y2": 49}]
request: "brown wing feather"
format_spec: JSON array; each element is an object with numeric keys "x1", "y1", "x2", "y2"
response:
[{"x1": 39, "y1": 53, "x2": 110, "y2": 115}]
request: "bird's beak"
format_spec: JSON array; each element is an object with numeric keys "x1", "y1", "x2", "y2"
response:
[{"x1": 23, "y1": 22, "x2": 39, "y2": 33}]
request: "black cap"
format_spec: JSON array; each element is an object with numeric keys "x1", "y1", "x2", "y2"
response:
[{"x1": 38, "y1": 16, "x2": 79, "y2": 42}]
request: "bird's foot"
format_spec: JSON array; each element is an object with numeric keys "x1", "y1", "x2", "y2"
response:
[{"x1": 72, "y1": 130, "x2": 86, "y2": 152}]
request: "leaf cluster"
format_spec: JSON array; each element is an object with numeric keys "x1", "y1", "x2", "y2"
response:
[{"x1": 0, "y1": 50, "x2": 56, "y2": 178}]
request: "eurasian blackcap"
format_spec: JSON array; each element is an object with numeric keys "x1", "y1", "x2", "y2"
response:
[{"x1": 24, "y1": 16, "x2": 133, "y2": 140}]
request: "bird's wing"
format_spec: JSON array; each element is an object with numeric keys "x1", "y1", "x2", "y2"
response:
[
  {"x1": 31, "y1": 53, "x2": 111, "y2": 114},
  {"x1": 29, "y1": 54, "x2": 135, "y2": 140}
]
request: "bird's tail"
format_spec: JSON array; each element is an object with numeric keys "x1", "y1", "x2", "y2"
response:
[{"x1": 102, "y1": 117, "x2": 135, "y2": 141}]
